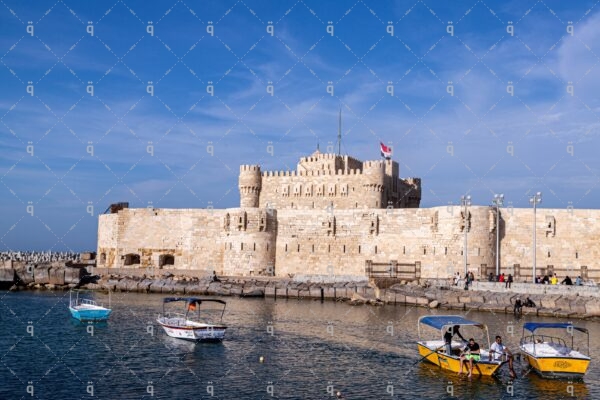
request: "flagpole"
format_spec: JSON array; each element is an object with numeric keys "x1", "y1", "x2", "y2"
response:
[{"x1": 338, "y1": 106, "x2": 342, "y2": 155}]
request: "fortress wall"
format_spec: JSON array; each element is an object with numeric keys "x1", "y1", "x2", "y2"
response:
[
  {"x1": 273, "y1": 206, "x2": 495, "y2": 278},
  {"x1": 501, "y1": 209, "x2": 600, "y2": 279},
  {"x1": 97, "y1": 209, "x2": 225, "y2": 272},
  {"x1": 97, "y1": 204, "x2": 600, "y2": 280}
]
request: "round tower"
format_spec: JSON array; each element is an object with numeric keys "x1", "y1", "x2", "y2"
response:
[
  {"x1": 239, "y1": 165, "x2": 262, "y2": 208},
  {"x1": 362, "y1": 160, "x2": 385, "y2": 207}
]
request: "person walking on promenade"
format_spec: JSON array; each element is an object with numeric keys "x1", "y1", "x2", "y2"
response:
[
  {"x1": 506, "y1": 274, "x2": 513, "y2": 289},
  {"x1": 468, "y1": 271, "x2": 475, "y2": 287}
]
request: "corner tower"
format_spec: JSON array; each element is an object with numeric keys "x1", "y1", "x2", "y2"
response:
[
  {"x1": 362, "y1": 160, "x2": 385, "y2": 208},
  {"x1": 239, "y1": 165, "x2": 262, "y2": 208}
]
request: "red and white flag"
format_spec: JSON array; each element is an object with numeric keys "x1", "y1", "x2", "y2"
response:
[{"x1": 380, "y1": 142, "x2": 392, "y2": 159}]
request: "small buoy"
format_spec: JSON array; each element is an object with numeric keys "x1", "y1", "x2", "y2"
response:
[{"x1": 259, "y1": 356, "x2": 265, "y2": 363}]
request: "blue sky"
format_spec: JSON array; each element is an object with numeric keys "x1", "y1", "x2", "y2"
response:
[{"x1": 1, "y1": 0, "x2": 600, "y2": 251}]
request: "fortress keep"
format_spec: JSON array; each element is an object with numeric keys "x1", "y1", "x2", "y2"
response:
[{"x1": 97, "y1": 152, "x2": 600, "y2": 282}]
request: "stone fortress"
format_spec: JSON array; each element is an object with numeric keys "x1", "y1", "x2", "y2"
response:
[{"x1": 97, "y1": 150, "x2": 600, "y2": 283}]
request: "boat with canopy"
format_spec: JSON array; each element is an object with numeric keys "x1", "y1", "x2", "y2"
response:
[
  {"x1": 417, "y1": 315, "x2": 503, "y2": 376},
  {"x1": 157, "y1": 297, "x2": 227, "y2": 341},
  {"x1": 519, "y1": 322, "x2": 590, "y2": 378}
]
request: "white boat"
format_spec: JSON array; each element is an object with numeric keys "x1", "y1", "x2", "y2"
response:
[{"x1": 156, "y1": 297, "x2": 227, "y2": 341}]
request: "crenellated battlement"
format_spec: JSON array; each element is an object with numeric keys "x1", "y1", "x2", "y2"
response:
[
  {"x1": 241, "y1": 151, "x2": 420, "y2": 210},
  {"x1": 363, "y1": 160, "x2": 386, "y2": 169},
  {"x1": 240, "y1": 165, "x2": 261, "y2": 172}
]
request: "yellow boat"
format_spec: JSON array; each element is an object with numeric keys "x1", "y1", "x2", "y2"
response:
[
  {"x1": 417, "y1": 315, "x2": 503, "y2": 376},
  {"x1": 520, "y1": 322, "x2": 590, "y2": 379}
]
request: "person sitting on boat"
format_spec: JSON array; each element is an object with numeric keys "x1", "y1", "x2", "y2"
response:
[
  {"x1": 443, "y1": 325, "x2": 467, "y2": 355},
  {"x1": 524, "y1": 297, "x2": 536, "y2": 308},
  {"x1": 489, "y1": 335, "x2": 516, "y2": 379},
  {"x1": 459, "y1": 338, "x2": 480, "y2": 377}
]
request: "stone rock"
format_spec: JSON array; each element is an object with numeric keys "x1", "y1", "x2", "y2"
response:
[
  {"x1": 0, "y1": 268, "x2": 15, "y2": 283},
  {"x1": 34, "y1": 266, "x2": 50, "y2": 284},
  {"x1": 428, "y1": 300, "x2": 439, "y2": 309},
  {"x1": 584, "y1": 300, "x2": 600, "y2": 316},
  {"x1": 65, "y1": 267, "x2": 86, "y2": 284},
  {"x1": 14, "y1": 265, "x2": 34, "y2": 285},
  {"x1": 48, "y1": 268, "x2": 65, "y2": 285},
  {"x1": 349, "y1": 292, "x2": 366, "y2": 306},
  {"x1": 242, "y1": 288, "x2": 265, "y2": 297}
]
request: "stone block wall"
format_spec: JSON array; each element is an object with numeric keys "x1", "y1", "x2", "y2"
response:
[{"x1": 97, "y1": 204, "x2": 600, "y2": 281}]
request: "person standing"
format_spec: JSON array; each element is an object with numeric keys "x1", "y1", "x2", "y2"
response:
[
  {"x1": 506, "y1": 274, "x2": 513, "y2": 289},
  {"x1": 499, "y1": 273, "x2": 505, "y2": 283}
]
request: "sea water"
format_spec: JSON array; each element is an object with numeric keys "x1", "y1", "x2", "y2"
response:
[{"x1": 1, "y1": 291, "x2": 598, "y2": 399}]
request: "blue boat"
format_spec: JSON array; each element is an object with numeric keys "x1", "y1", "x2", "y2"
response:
[{"x1": 69, "y1": 290, "x2": 112, "y2": 322}]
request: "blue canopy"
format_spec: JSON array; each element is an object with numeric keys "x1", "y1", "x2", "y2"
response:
[
  {"x1": 419, "y1": 315, "x2": 484, "y2": 331},
  {"x1": 523, "y1": 322, "x2": 588, "y2": 334}
]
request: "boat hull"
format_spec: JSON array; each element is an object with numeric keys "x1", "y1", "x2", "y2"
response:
[
  {"x1": 417, "y1": 343, "x2": 501, "y2": 376},
  {"x1": 521, "y1": 351, "x2": 590, "y2": 379},
  {"x1": 157, "y1": 320, "x2": 226, "y2": 341},
  {"x1": 69, "y1": 307, "x2": 112, "y2": 322}
]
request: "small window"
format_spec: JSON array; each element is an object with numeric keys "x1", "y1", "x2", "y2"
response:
[
  {"x1": 254, "y1": 243, "x2": 256, "y2": 251},
  {"x1": 547, "y1": 251, "x2": 550, "y2": 258},
  {"x1": 328, "y1": 245, "x2": 331, "y2": 253},
  {"x1": 285, "y1": 244, "x2": 288, "y2": 252},
  {"x1": 266, "y1": 243, "x2": 269, "y2": 252},
  {"x1": 423, "y1": 248, "x2": 426, "y2": 255},
  {"x1": 241, "y1": 243, "x2": 244, "y2": 250},
  {"x1": 358, "y1": 245, "x2": 361, "y2": 254},
  {"x1": 343, "y1": 245, "x2": 346, "y2": 253},
  {"x1": 375, "y1": 246, "x2": 378, "y2": 254},
  {"x1": 445, "y1": 247, "x2": 448, "y2": 255},
  {"x1": 297, "y1": 244, "x2": 300, "y2": 252},
  {"x1": 403, "y1": 246, "x2": 405, "y2": 255},
  {"x1": 312, "y1": 244, "x2": 315, "y2": 253},
  {"x1": 576, "y1": 252, "x2": 579, "y2": 259}
]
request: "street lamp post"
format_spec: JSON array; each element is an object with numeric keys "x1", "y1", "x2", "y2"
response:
[
  {"x1": 529, "y1": 192, "x2": 542, "y2": 283},
  {"x1": 492, "y1": 194, "x2": 504, "y2": 277},
  {"x1": 461, "y1": 195, "x2": 472, "y2": 277}
]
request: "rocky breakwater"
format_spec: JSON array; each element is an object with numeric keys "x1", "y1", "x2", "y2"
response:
[
  {"x1": 1, "y1": 261, "x2": 91, "y2": 291},
  {"x1": 381, "y1": 283, "x2": 600, "y2": 321},
  {"x1": 88, "y1": 272, "x2": 271, "y2": 297}
]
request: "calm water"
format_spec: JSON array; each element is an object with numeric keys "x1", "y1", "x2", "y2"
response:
[{"x1": 0, "y1": 291, "x2": 598, "y2": 399}]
